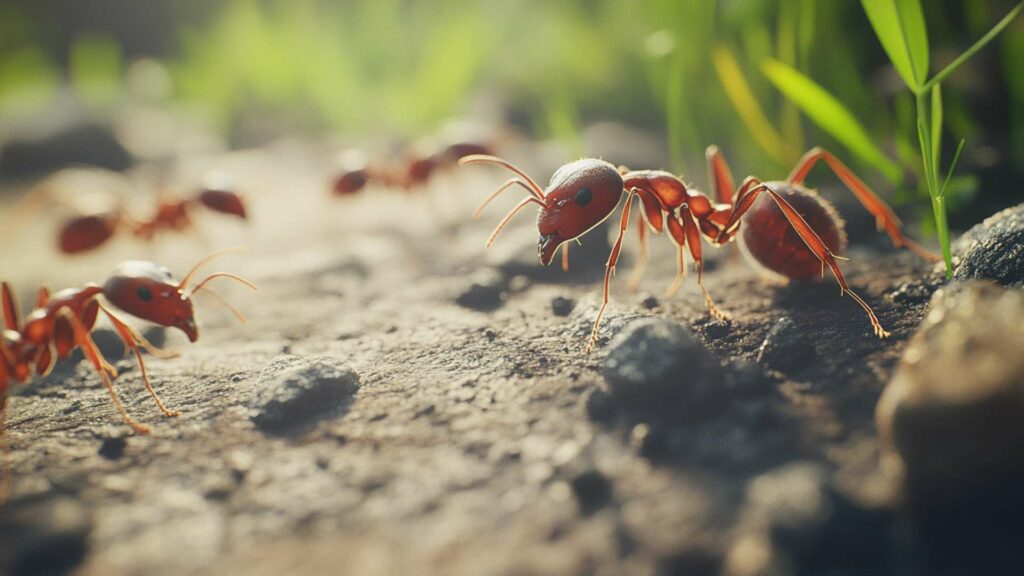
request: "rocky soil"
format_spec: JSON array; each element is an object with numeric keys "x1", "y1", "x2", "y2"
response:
[{"x1": 1, "y1": 141, "x2": 1022, "y2": 576}]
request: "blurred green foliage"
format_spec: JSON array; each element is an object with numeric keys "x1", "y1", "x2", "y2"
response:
[{"x1": 0, "y1": 0, "x2": 1022, "y2": 226}]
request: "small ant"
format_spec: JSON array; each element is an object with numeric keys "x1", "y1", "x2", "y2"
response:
[
  {"x1": 0, "y1": 249, "x2": 255, "y2": 499},
  {"x1": 331, "y1": 141, "x2": 494, "y2": 196},
  {"x1": 58, "y1": 185, "x2": 248, "y2": 255},
  {"x1": 462, "y1": 146, "x2": 937, "y2": 351}
]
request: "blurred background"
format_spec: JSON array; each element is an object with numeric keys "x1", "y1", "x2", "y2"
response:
[{"x1": 1, "y1": 0, "x2": 1022, "y2": 230}]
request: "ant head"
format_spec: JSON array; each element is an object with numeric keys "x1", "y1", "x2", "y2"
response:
[
  {"x1": 198, "y1": 189, "x2": 247, "y2": 219},
  {"x1": 103, "y1": 261, "x2": 199, "y2": 342},
  {"x1": 101, "y1": 249, "x2": 257, "y2": 343},
  {"x1": 537, "y1": 159, "x2": 624, "y2": 265}
]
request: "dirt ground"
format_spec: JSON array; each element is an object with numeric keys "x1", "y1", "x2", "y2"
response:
[{"x1": 0, "y1": 141, "x2": 944, "y2": 576}]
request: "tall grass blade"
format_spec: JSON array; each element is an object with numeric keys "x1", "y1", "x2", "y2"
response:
[
  {"x1": 923, "y1": 2, "x2": 1024, "y2": 92},
  {"x1": 860, "y1": 0, "x2": 929, "y2": 90},
  {"x1": 713, "y1": 47, "x2": 796, "y2": 166},
  {"x1": 930, "y1": 84, "x2": 942, "y2": 171},
  {"x1": 762, "y1": 58, "x2": 902, "y2": 183},
  {"x1": 939, "y1": 138, "x2": 966, "y2": 199}
]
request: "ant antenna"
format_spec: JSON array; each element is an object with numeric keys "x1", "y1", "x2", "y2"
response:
[
  {"x1": 459, "y1": 155, "x2": 546, "y2": 199},
  {"x1": 195, "y1": 286, "x2": 249, "y2": 323},
  {"x1": 178, "y1": 247, "x2": 246, "y2": 291},
  {"x1": 185, "y1": 272, "x2": 258, "y2": 299}
]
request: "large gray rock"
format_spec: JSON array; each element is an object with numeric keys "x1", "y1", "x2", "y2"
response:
[
  {"x1": 249, "y1": 355, "x2": 360, "y2": 433},
  {"x1": 876, "y1": 281, "x2": 1024, "y2": 501},
  {"x1": 603, "y1": 318, "x2": 726, "y2": 415},
  {"x1": 725, "y1": 463, "x2": 891, "y2": 576},
  {"x1": 953, "y1": 202, "x2": 1024, "y2": 287},
  {"x1": 0, "y1": 496, "x2": 92, "y2": 576}
]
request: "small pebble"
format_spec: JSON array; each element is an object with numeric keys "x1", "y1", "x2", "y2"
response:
[
  {"x1": 97, "y1": 437, "x2": 127, "y2": 460},
  {"x1": 569, "y1": 469, "x2": 613, "y2": 515},
  {"x1": 551, "y1": 296, "x2": 575, "y2": 316},
  {"x1": 756, "y1": 317, "x2": 816, "y2": 374},
  {"x1": 454, "y1": 268, "x2": 506, "y2": 310},
  {"x1": 249, "y1": 355, "x2": 360, "y2": 433},
  {"x1": 603, "y1": 319, "x2": 727, "y2": 416}
]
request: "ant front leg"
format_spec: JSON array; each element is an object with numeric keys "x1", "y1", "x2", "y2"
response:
[
  {"x1": 58, "y1": 308, "x2": 150, "y2": 434},
  {"x1": 788, "y1": 147, "x2": 939, "y2": 261},
  {"x1": 587, "y1": 189, "x2": 639, "y2": 353},
  {"x1": 626, "y1": 211, "x2": 648, "y2": 292},
  {"x1": 99, "y1": 304, "x2": 180, "y2": 417}
]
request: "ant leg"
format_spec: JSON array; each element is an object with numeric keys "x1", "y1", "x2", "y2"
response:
[
  {"x1": 587, "y1": 189, "x2": 638, "y2": 353},
  {"x1": 98, "y1": 299, "x2": 178, "y2": 359},
  {"x1": 665, "y1": 244, "x2": 687, "y2": 298},
  {"x1": 99, "y1": 304, "x2": 180, "y2": 417},
  {"x1": 561, "y1": 244, "x2": 570, "y2": 272},
  {"x1": 706, "y1": 146, "x2": 743, "y2": 262},
  {"x1": 58, "y1": 308, "x2": 150, "y2": 434},
  {"x1": 681, "y1": 206, "x2": 728, "y2": 320},
  {"x1": 788, "y1": 147, "x2": 940, "y2": 261},
  {"x1": 706, "y1": 145, "x2": 736, "y2": 205},
  {"x1": 626, "y1": 211, "x2": 648, "y2": 292},
  {"x1": 36, "y1": 286, "x2": 49, "y2": 308},
  {"x1": 2, "y1": 282, "x2": 19, "y2": 331},
  {"x1": 730, "y1": 184, "x2": 891, "y2": 338}
]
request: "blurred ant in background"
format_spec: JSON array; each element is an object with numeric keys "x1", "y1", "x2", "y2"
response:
[
  {"x1": 331, "y1": 140, "x2": 494, "y2": 196},
  {"x1": 3, "y1": 167, "x2": 248, "y2": 255}
]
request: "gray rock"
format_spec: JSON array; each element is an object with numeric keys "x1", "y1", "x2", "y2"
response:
[
  {"x1": 725, "y1": 463, "x2": 891, "y2": 576},
  {"x1": 603, "y1": 319, "x2": 726, "y2": 415},
  {"x1": 250, "y1": 355, "x2": 360, "y2": 433},
  {"x1": 756, "y1": 317, "x2": 816, "y2": 374},
  {"x1": 550, "y1": 296, "x2": 575, "y2": 316},
  {"x1": 953, "y1": 202, "x2": 1024, "y2": 287},
  {"x1": 0, "y1": 122, "x2": 132, "y2": 177},
  {"x1": 454, "y1": 268, "x2": 506, "y2": 311},
  {"x1": 876, "y1": 281, "x2": 1024, "y2": 502},
  {"x1": 569, "y1": 469, "x2": 613, "y2": 516},
  {"x1": 0, "y1": 496, "x2": 92, "y2": 576}
]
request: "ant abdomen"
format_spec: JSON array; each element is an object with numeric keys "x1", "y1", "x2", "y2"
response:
[{"x1": 740, "y1": 182, "x2": 847, "y2": 281}]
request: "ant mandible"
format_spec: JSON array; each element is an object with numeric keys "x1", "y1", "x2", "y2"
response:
[
  {"x1": 461, "y1": 146, "x2": 936, "y2": 352},
  {"x1": 0, "y1": 249, "x2": 255, "y2": 462},
  {"x1": 59, "y1": 185, "x2": 248, "y2": 255}
]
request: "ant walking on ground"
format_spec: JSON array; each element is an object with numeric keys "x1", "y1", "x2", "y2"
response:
[
  {"x1": 462, "y1": 146, "x2": 937, "y2": 351},
  {"x1": 0, "y1": 249, "x2": 256, "y2": 501}
]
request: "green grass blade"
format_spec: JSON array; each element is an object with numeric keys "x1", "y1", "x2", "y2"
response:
[
  {"x1": 894, "y1": 0, "x2": 929, "y2": 86},
  {"x1": 713, "y1": 47, "x2": 796, "y2": 165},
  {"x1": 930, "y1": 84, "x2": 942, "y2": 171},
  {"x1": 762, "y1": 58, "x2": 902, "y2": 183},
  {"x1": 939, "y1": 138, "x2": 966, "y2": 199},
  {"x1": 923, "y1": 2, "x2": 1024, "y2": 92},
  {"x1": 860, "y1": 0, "x2": 928, "y2": 90}
]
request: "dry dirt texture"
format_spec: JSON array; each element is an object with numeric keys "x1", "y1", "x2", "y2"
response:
[{"x1": 0, "y1": 143, "x2": 942, "y2": 576}]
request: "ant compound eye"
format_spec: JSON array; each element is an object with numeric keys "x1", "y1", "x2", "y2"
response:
[
  {"x1": 574, "y1": 187, "x2": 593, "y2": 207},
  {"x1": 136, "y1": 286, "x2": 153, "y2": 302}
]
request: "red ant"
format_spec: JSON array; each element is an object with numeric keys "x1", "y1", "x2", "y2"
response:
[
  {"x1": 0, "y1": 249, "x2": 255, "y2": 498},
  {"x1": 331, "y1": 141, "x2": 494, "y2": 196},
  {"x1": 461, "y1": 146, "x2": 937, "y2": 352},
  {"x1": 58, "y1": 186, "x2": 248, "y2": 255}
]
